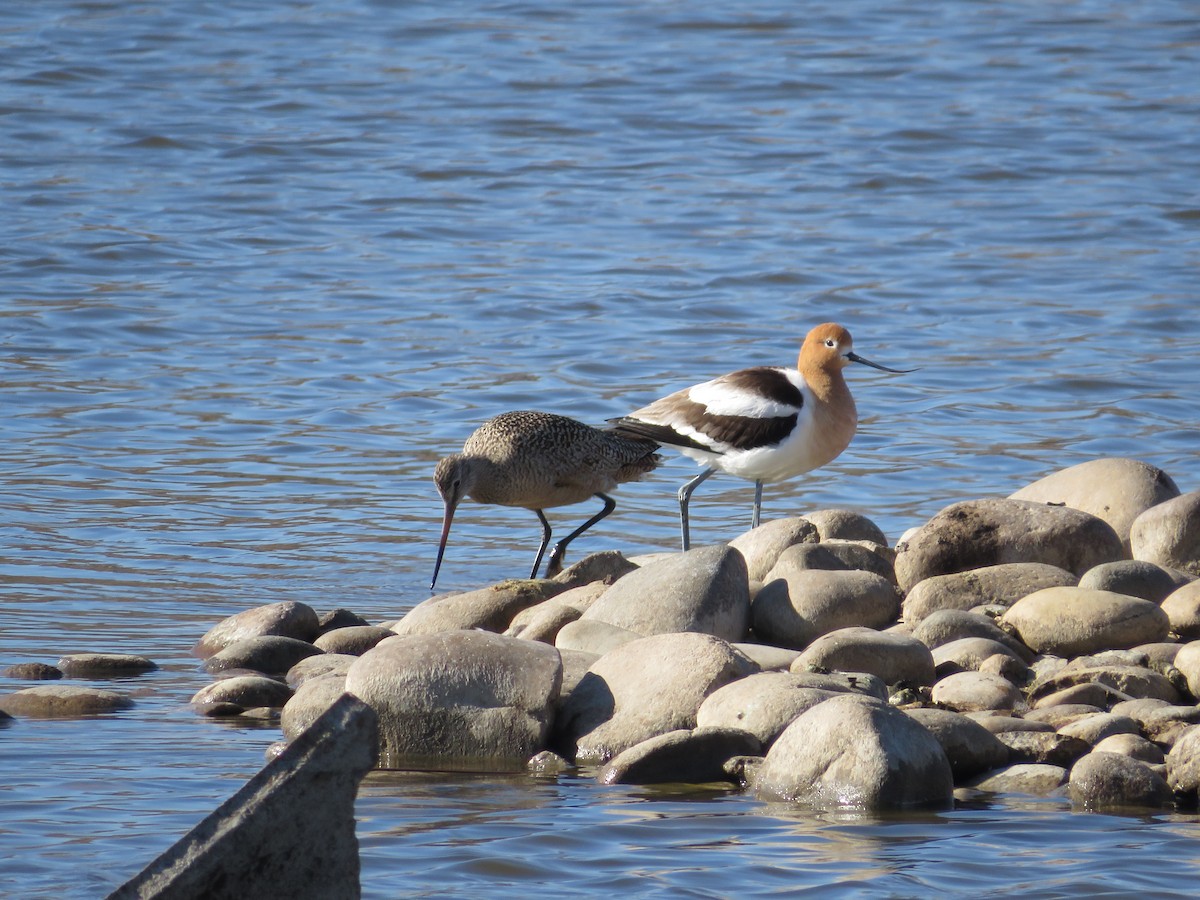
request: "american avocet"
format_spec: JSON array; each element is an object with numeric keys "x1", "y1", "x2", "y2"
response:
[
  {"x1": 430, "y1": 410, "x2": 661, "y2": 590},
  {"x1": 610, "y1": 323, "x2": 911, "y2": 549}
]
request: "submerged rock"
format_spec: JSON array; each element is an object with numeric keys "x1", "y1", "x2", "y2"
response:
[
  {"x1": 0, "y1": 685, "x2": 134, "y2": 718},
  {"x1": 1068, "y1": 751, "x2": 1171, "y2": 810},
  {"x1": 598, "y1": 727, "x2": 761, "y2": 785},
  {"x1": 56, "y1": 653, "x2": 158, "y2": 677}
]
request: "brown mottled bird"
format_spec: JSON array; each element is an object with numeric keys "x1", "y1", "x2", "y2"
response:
[
  {"x1": 611, "y1": 323, "x2": 912, "y2": 550},
  {"x1": 431, "y1": 410, "x2": 661, "y2": 589}
]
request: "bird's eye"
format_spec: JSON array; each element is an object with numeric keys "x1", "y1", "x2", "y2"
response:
[{"x1": 824, "y1": 338, "x2": 837, "y2": 348}]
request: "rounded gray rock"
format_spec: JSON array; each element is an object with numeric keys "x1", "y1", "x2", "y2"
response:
[
  {"x1": 1130, "y1": 490, "x2": 1200, "y2": 576},
  {"x1": 1165, "y1": 725, "x2": 1200, "y2": 797},
  {"x1": 56, "y1": 653, "x2": 158, "y2": 677},
  {"x1": 905, "y1": 707, "x2": 1010, "y2": 780},
  {"x1": 579, "y1": 544, "x2": 750, "y2": 641},
  {"x1": 966, "y1": 763, "x2": 1068, "y2": 796},
  {"x1": 0, "y1": 685, "x2": 134, "y2": 718},
  {"x1": 1057, "y1": 713, "x2": 1140, "y2": 746},
  {"x1": 285, "y1": 653, "x2": 356, "y2": 689},
  {"x1": 895, "y1": 499, "x2": 1126, "y2": 594},
  {"x1": 313, "y1": 626, "x2": 396, "y2": 656},
  {"x1": 728, "y1": 517, "x2": 820, "y2": 582},
  {"x1": 794, "y1": 627, "x2": 935, "y2": 686},
  {"x1": 901, "y1": 562, "x2": 1077, "y2": 623},
  {"x1": 598, "y1": 727, "x2": 762, "y2": 785},
  {"x1": 1068, "y1": 751, "x2": 1171, "y2": 809},
  {"x1": 930, "y1": 671, "x2": 1021, "y2": 712},
  {"x1": 802, "y1": 508, "x2": 889, "y2": 546},
  {"x1": 1078, "y1": 560, "x2": 1188, "y2": 604},
  {"x1": 281, "y1": 674, "x2": 349, "y2": 741},
  {"x1": 696, "y1": 672, "x2": 840, "y2": 747},
  {"x1": 192, "y1": 675, "x2": 294, "y2": 714},
  {"x1": 755, "y1": 694, "x2": 953, "y2": 809},
  {"x1": 1161, "y1": 581, "x2": 1200, "y2": 640},
  {"x1": 1092, "y1": 733, "x2": 1165, "y2": 764},
  {"x1": 554, "y1": 619, "x2": 642, "y2": 656},
  {"x1": 393, "y1": 580, "x2": 565, "y2": 636},
  {"x1": 203, "y1": 635, "x2": 324, "y2": 676},
  {"x1": 194, "y1": 601, "x2": 321, "y2": 658},
  {"x1": 752, "y1": 569, "x2": 900, "y2": 650},
  {"x1": 1000, "y1": 587, "x2": 1169, "y2": 657},
  {"x1": 913, "y1": 609, "x2": 1034, "y2": 661}
]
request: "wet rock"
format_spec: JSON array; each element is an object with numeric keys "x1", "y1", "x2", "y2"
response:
[
  {"x1": 203, "y1": 636, "x2": 323, "y2": 677},
  {"x1": 194, "y1": 601, "x2": 321, "y2": 658},
  {"x1": 109, "y1": 694, "x2": 376, "y2": 900},
  {"x1": 1000, "y1": 587, "x2": 1169, "y2": 657},
  {"x1": 803, "y1": 508, "x2": 889, "y2": 546},
  {"x1": 913, "y1": 609, "x2": 1034, "y2": 662},
  {"x1": 1162, "y1": 582, "x2": 1200, "y2": 640},
  {"x1": 313, "y1": 626, "x2": 395, "y2": 656},
  {"x1": 930, "y1": 671, "x2": 1021, "y2": 712},
  {"x1": 1068, "y1": 751, "x2": 1172, "y2": 809},
  {"x1": 732, "y1": 643, "x2": 801, "y2": 672},
  {"x1": 505, "y1": 582, "x2": 606, "y2": 643},
  {"x1": 598, "y1": 727, "x2": 762, "y2": 785},
  {"x1": 1165, "y1": 725, "x2": 1200, "y2": 800},
  {"x1": 754, "y1": 694, "x2": 953, "y2": 809},
  {"x1": 1092, "y1": 733, "x2": 1165, "y2": 765},
  {"x1": 895, "y1": 499, "x2": 1126, "y2": 594},
  {"x1": 392, "y1": 579, "x2": 566, "y2": 636},
  {"x1": 192, "y1": 675, "x2": 294, "y2": 715},
  {"x1": 1009, "y1": 458, "x2": 1179, "y2": 552},
  {"x1": 905, "y1": 708, "x2": 1010, "y2": 780},
  {"x1": 285, "y1": 653, "x2": 356, "y2": 689},
  {"x1": 3, "y1": 662, "x2": 62, "y2": 680},
  {"x1": 281, "y1": 675, "x2": 349, "y2": 741},
  {"x1": 1078, "y1": 560, "x2": 1189, "y2": 604},
  {"x1": 794, "y1": 627, "x2": 936, "y2": 687},
  {"x1": 966, "y1": 763, "x2": 1068, "y2": 796},
  {"x1": 1057, "y1": 713, "x2": 1140, "y2": 746},
  {"x1": 527, "y1": 750, "x2": 572, "y2": 775},
  {"x1": 554, "y1": 619, "x2": 642, "y2": 656},
  {"x1": 696, "y1": 672, "x2": 841, "y2": 746},
  {"x1": 579, "y1": 544, "x2": 750, "y2": 641},
  {"x1": 0, "y1": 685, "x2": 133, "y2": 718},
  {"x1": 752, "y1": 569, "x2": 900, "y2": 650},
  {"x1": 346, "y1": 630, "x2": 562, "y2": 768},
  {"x1": 317, "y1": 608, "x2": 372, "y2": 632},
  {"x1": 728, "y1": 517, "x2": 819, "y2": 582},
  {"x1": 1130, "y1": 490, "x2": 1200, "y2": 576},
  {"x1": 993, "y1": 731, "x2": 1091, "y2": 767},
  {"x1": 56, "y1": 653, "x2": 158, "y2": 677},
  {"x1": 1029, "y1": 663, "x2": 1181, "y2": 705},
  {"x1": 901, "y1": 563, "x2": 1077, "y2": 623},
  {"x1": 554, "y1": 632, "x2": 758, "y2": 764}
]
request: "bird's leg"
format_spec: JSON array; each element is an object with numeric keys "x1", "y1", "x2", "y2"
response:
[
  {"x1": 678, "y1": 467, "x2": 717, "y2": 552},
  {"x1": 752, "y1": 480, "x2": 763, "y2": 529},
  {"x1": 530, "y1": 510, "x2": 553, "y2": 579},
  {"x1": 545, "y1": 493, "x2": 617, "y2": 578}
]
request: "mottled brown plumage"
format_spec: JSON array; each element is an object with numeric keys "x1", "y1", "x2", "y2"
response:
[{"x1": 431, "y1": 410, "x2": 661, "y2": 589}]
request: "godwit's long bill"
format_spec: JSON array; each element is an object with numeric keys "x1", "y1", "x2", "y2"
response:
[
  {"x1": 610, "y1": 323, "x2": 911, "y2": 549},
  {"x1": 430, "y1": 410, "x2": 660, "y2": 590}
]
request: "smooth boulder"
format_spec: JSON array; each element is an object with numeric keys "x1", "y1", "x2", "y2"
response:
[
  {"x1": 1130, "y1": 490, "x2": 1200, "y2": 576},
  {"x1": 901, "y1": 563, "x2": 1077, "y2": 623},
  {"x1": 598, "y1": 727, "x2": 761, "y2": 785},
  {"x1": 794, "y1": 627, "x2": 936, "y2": 686},
  {"x1": 194, "y1": 601, "x2": 321, "y2": 658},
  {"x1": 1000, "y1": 587, "x2": 1169, "y2": 657},
  {"x1": 752, "y1": 568, "x2": 899, "y2": 650}
]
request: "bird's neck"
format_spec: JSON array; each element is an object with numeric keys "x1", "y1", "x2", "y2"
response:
[{"x1": 803, "y1": 366, "x2": 858, "y2": 440}]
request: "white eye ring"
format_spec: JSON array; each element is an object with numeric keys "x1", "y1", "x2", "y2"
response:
[{"x1": 824, "y1": 338, "x2": 837, "y2": 348}]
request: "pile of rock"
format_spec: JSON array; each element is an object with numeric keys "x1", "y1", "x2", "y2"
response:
[{"x1": 25, "y1": 456, "x2": 1200, "y2": 814}]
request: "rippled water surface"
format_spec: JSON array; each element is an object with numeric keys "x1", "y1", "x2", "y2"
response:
[{"x1": 3, "y1": 1, "x2": 1199, "y2": 896}]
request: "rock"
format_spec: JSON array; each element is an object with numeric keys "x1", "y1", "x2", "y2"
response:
[
  {"x1": 1068, "y1": 751, "x2": 1172, "y2": 809},
  {"x1": 194, "y1": 601, "x2": 321, "y2": 658},
  {"x1": 794, "y1": 627, "x2": 935, "y2": 686},
  {"x1": 554, "y1": 632, "x2": 758, "y2": 764},
  {"x1": 895, "y1": 499, "x2": 1126, "y2": 594},
  {"x1": 1109, "y1": 697, "x2": 1174, "y2": 725},
  {"x1": 598, "y1": 727, "x2": 762, "y2": 785},
  {"x1": 994, "y1": 731, "x2": 1091, "y2": 767},
  {"x1": 527, "y1": 750, "x2": 572, "y2": 775},
  {"x1": 192, "y1": 676, "x2": 294, "y2": 715},
  {"x1": 346, "y1": 630, "x2": 562, "y2": 769},
  {"x1": 696, "y1": 672, "x2": 841, "y2": 747},
  {"x1": 56, "y1": 653, "x2": 158, "y2": 677},
  {"x1": 754, "y1": 694, "x2": 953, "y2": 809},
  {"x1": 905, "y1": 708, "x2": 1010, "y2": 780},
  {"x1": 317, "y1": 609, "x2": 372, "y2": 632},
  {"x1": 1092, "y1": 733, "x2": 1165, "y2": 764},
  {"x1": 392, "y1": 579, "x2": 566, "y2": 636},
  {"x1": 966, "y1": 763, "x2": 1068, "y2": 795},
  {"x1": 1000, "y1": 588, "x2": 1169, "y2": 657},
  {"x1": 1170, "y1": 640, "x2": 1200, "y2": 700},
  {"x1": 1166, "y1": 725, "x2": 1200, "y2": 799},
  {"x1": 109, "y1": 694, "x2": 376, "y2": 900},
  {"x1": 972, "y1": 715, "x2": 1055, "y2": 735},
  {"x1": 901, "y1": 563, "x2": 1077, "y2": 623},
  {"x1": 281, "y1": 676, "x2": 349, "y2": 741},
  {"x1": 557, "y1": 648, "x2": 599, "y2": 702},
  {"x1": 1025, "y1": 703, "x2": 1105, "y2": 726},
  {"x1": 313, "y1": 626, "x2": 395, "y2": 656},
  {"x1": 728, "y1": 517, "x2": 819, "y2": 582},
  {"x1": 913, "y1": 610, "x2": 1034, "y2": 662},
  {"x1": 732, "y1": 643, "x2": 801, "y2": 672},
  {"x1": 554, "y1": 619, "x2": 642, "y2": 656},
  {"x1": 752, "y1": 569, "x2": 900, "y2": 650},
  {"x1": 3, "y1": 662, "x2": 62, "y2": 680},
  {"x1": 1029, "y1": 664, "x2": 1181, "y2": 705},
  {"x1": 1078, "y1": 560, "x2": 1189, "y2": 604},
  {"x1": 550, "y1": 550, "x2": 639, "y2": 588},
  {"x1": 1010, "y1": 458, "x2": 1180, "y2": 552},
  {"x1": 0, "y1": 685, "x2": 134, "y2": 718},
  {"x1": 203, "y1": 636, "x2": 324, "y2": 677},
  {"x1": 769, "y1": 540, "x2": 896, "y2": 584},
  {"x1": 803, "y1": 509, "x2": 889, "y2": 545},
  {"x1": 1130, "y1": 490, "x2": 1200, "y2": 576},
  {"x1": 579, "y1": 544, "x2": 750, "y2": 641},
  {"x1": 1162, "y1": 582, "x2": 1200, "y2": 639},
  {"x1": 788, "y1": 670, "x2": 888, "y2": 700},
  {"x1": 285, "y1": 654, "x2": 356, "y2": 689},
  {"x1": 1057, "y1": 713, "x2": 1140, "y2": 746},
  {"x1": 932, "y1": 638, "x2": 1031, "y2": 676},
  {"x1": 505, "y1": 583, "x2": 606, "y2": 643},
  {"x1": 930, "y1": 671, "x2": 1021, "y2": 712}
]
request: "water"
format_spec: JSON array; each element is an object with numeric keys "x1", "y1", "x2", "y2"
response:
[{"x1": 2, "y1": 0, "x2": 1199, "y2": 895}]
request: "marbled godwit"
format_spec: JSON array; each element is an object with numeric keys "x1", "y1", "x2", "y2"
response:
[
  {"x1": 430, "y1": 410, "x2": 661, "y2": 589},
  {"x1": 610, "y1": 323, "x2": 911, "y2": 549}
]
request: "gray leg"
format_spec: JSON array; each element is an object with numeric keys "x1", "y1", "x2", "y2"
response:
[
  {"x1": 546, "y1": 493, "x2": 617, "y2": 577},
  {"x1": 752, "y1": 480, "x2": 763, "y2": 529},
  {"x1": 530, "y1": 510, "x2": 553, "y2": 579},
  {"x1": 678, "y1": 467, "x2": 717, "y2": 551}
]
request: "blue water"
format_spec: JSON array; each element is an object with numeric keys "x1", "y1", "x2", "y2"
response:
[{"x1": 2, "y1": 0, "x2": 1199, "y2": 896}]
